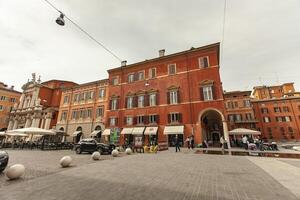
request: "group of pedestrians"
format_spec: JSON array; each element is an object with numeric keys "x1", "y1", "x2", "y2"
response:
[
  {"x1": 173, "y1": 135, "x2": 195, "y2": 153},
  {"x1": 185, "y1": 135, "x2": 195, "y2": 150}
]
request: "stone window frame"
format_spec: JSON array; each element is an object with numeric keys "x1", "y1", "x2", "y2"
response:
[
  {"x1": 198, "y1": 56, "x2": 210, "y2": 69},
  {"x1": 137, "y1": 70, "x2": 145, "y2": 81},
  {"x1": 199, "y1": 80, "x2": 214, "y2": 101},
  {"x1": 98, "y1": 88, "x2": 106, "y2": 99},
  {"x1": 168, "y1": 63, "x2": 177, "y2": 75},
  {"x1": 148, "y1": 67, "x2": 157, "y2": 79},
  {"x1": 127, "y1": 73, "x2": 135, "y2": 83},
  {"x1": 96, "y1": 106, "x2": 104, "y2": 118}
]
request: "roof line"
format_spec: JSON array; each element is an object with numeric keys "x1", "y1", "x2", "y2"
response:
[{"x1": 107, "y1": 42, "x2": 220, "y2": 73}]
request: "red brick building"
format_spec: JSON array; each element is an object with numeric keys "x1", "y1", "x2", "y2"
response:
[
  {"x1": 224, "y1": 91, "x2": 258, "y2": 131},
  {"x1": 105, "y1": 43, "x2": 230, "y2": 147},
  {"x1": 252, "y1": 83, "x2": 300, "y2": 141}
]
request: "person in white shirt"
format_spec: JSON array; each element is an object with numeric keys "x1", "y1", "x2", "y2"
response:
[{"x1": 242, "y1": 135, "x2": 248, "y2": 149}]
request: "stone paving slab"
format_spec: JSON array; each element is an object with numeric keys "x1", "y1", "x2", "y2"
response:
[
  {"x1": 248, "y1": 157, "x2": 300, "y2": 199},
  {"x1": 279, "y1": 159, "x2": 300, "y2": 168},
  {"x1": 0, "y1": 151, "x2": 298, "y2": 200},
  {"x1": 0, "y1": 149, "x2": 113, "y2": 187}
]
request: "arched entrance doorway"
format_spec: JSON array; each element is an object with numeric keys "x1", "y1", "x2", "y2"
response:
[
  {"x1": 58, "y1": 127, "x2": 65, "y2": 142},
  {"x1": 199, "y1": 108, "x2": 226, "y2": 147},
  {"x1": 94, "y1": 125, "x2": 102, "y2": 141},
  {"x1": 74, "y1": 126, "x2": 83, "y2": 143}
]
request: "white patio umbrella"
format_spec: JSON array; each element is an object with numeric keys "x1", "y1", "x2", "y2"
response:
[
  {"x1": 7, "y1": 127, "x2": 56, "y2": 135},
  {"x1": 5, "y1": 132, "x2": 28, "y2": 137},
  {"x1": 229, "y1": 128, "x2": 261, "y2": 136}
]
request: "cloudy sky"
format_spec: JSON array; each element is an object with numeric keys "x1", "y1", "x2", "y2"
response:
[{"x1": 0, "y1": 0, "x2": 299, "y2": 92}]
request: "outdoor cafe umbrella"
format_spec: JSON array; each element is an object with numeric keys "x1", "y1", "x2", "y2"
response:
[
  {"x1": 7, "y1": 127, "x2": 56, "y2": 150},
  {"x1": 5, "y1": 132, "x2": 28, "y2": 137},
  {"x1": 229, "y1": 128, "x2": 261, "y2": 136},
  {"x1": 6, "y1": 127, "x2": 56, "y2": 135}
]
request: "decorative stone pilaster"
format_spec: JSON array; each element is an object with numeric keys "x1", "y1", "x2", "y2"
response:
[
  {"x1": 12, "y1": 119, "x2": 18, "y2": 130},
  {"x1": 24, "y1": 115, "x2": 32, "y2": 128},
  {"x1": 7, "y1": 119, "x2": 14, "y2": 130},
  {"x1": 32, "y1": 113, "x2": 42, "y2": 128},
  {"x1": 222, "y1": 120, "x2": 231, "y2": 149},
  {"x1": 40, "y1": 116, "x2": 45, "y2": 129},
  {"x1": 44, "y1": 113, "x2": 52, "y2": 130},
  {"x1": 18, "y1": 94, "x2": 25, "y2": 109}
]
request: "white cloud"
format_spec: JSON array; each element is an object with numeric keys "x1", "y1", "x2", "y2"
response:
[{"x1": 0, "y1": 0, "x2": 299, "y2": 91}]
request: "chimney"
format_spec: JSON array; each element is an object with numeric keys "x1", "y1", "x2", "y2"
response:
[
  {"x1": 121, "y1": 60, "x2": 127, "y2": 67},
  {"x1": 10, "y1": 85, "x2": 14, "y2": 90},
  {"x1": 159, "y1": 49, "x2": 165, "y2": 57}
]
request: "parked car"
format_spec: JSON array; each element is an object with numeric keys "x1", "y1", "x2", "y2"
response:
[
  {"x1": 0, "y1": 151, "x2": 9, "y2": 173},
  {"x1": 74, "y1": 139, "x2": 115, "y2": 154}
]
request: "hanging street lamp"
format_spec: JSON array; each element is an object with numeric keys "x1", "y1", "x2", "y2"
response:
[{"x1": 56, "y1": 12, "x2": 65, "y2": 26}]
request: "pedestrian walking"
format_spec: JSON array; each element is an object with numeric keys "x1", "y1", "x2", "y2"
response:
[
  {"x1": 185, "y1": 137, "x2": 190, "y2": 149},
  {"x1": 220, "y1": 136, "x2": 225, "y2": 150},
  {"x1": 174, "y1": 135, "x2": 180, "y2": 152},
  {"x1": 190, "y1": 135, "x2": 195, "y2": 149},
  {"x1": 242, "y1": 135, "x2": 248, "y2": 150}
]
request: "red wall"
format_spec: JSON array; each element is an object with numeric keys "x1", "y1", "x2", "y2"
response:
[
  {"x1": 253, "y1": 98, "x2": 300, "y2": 141},
  {"x1": 106, "y1": 43, "x2": 225, "y2": 145}
]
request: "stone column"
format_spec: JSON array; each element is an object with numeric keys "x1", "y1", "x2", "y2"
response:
[
  {"x1": 32, "y1": 113, "x2": 41, "y2": 128},
  {"x1": 25, "y1": 117, "x2": 32, "y2": 128},
  {"x1": 30, "y1": 88, "x2": 39, "y2": 107},
  {"x1": 34, "y1": 118, "x2": 41, "y2": 128},
  {"x1": 12, "y1": 119, "x2": 18, "y2": 130},
  {"x1": 44, "y1": 113, "x2": 52, "y2": 130},
  {"x1": 7, "y1": 119, "x2": 14, "y2": 130},
  {"x1": 222, "y1": 120, "x2": 231, "y2": 149},
  {"x1": 18, "y1": 94, "x2": 25, "y2": 109},
  {"x1": 40, "y1": 116, "x2": 45, "y2": 129}
]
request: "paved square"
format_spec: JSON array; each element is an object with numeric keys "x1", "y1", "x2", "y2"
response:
[{"x1": 0, "y1": 149, "x2": 299, "y2": 200}]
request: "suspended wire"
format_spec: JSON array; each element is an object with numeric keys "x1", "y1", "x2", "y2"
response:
[
  {"x1": 221, "y1": 0, "x2": 227, "y2": 65},
  {"x1": 43, "y1": 0, "x2": 123, "y2": 62}
]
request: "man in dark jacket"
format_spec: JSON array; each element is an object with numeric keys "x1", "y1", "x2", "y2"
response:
[{"x1": 174, "y1": 135, "x2": 180, "y2": 152}]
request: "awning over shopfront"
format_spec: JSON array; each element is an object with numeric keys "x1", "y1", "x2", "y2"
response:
[
  {"x1": 132, "y1": 127, "x2": 145, "y2": 135},
  {"x1": 163, "y1": 126, "x2": 184, "y2": 135},
  {"x1": 229, "y1": 128, "x2": 261, "y2": 135},
  {"x1": 72, "y1": 131, "x2": 82, "y2": 136},
  {"x1": 90, "y1": 130, "x2": 101, "y2": 137},
  {"x1": 144, "y1": 127, "x2": 158, "y2": 135},
  {"x1": 121, "y1": 128, "x2": 134, "y2": 135},
  {"x1": 102, "y1": 129, "x2": 111, "y2": 136}
]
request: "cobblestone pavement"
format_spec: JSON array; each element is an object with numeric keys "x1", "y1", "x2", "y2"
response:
[
  {"x1": 0, "y1": 149, "x2": 299, "y2": 200},
  {"x1": 0, "y1": 149, "x2": 114, "y2": 187}
]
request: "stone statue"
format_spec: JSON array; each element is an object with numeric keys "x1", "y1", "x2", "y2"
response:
[
  {"x1": 32, "y1": 73, "x2": 36, "y2": 83},
  {"x1": 37, "y1": 75, "x2": 41, "y2": 84}
]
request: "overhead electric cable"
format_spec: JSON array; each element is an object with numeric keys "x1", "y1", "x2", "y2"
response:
[{"x1": 43, "y1": 0, "x2": 123, "y2": 62}]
